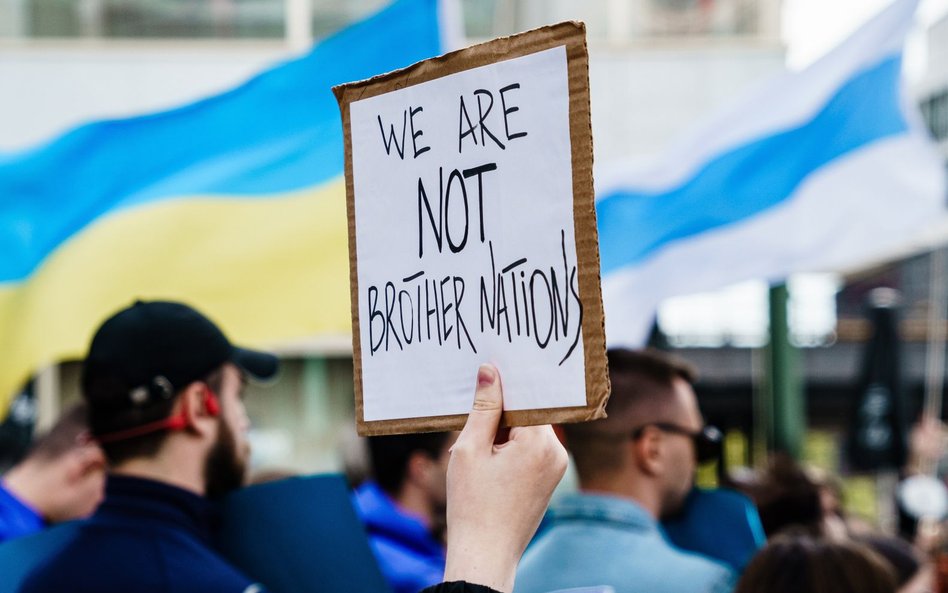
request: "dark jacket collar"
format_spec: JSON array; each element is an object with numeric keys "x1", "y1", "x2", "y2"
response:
[{"x1": 94, "y1": 474, "x2": 219, "y2": 541}]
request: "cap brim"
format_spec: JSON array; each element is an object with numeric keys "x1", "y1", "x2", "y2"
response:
[{"x1": 231, "y1": 347, "x2": 279, "y2": 382}]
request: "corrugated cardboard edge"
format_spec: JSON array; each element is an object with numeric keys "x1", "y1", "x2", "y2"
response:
[{"x1": 333, "y1": 21, "x2": 610, "y2": 436}]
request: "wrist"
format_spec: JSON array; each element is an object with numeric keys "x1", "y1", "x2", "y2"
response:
[{"x1": 443, "y1": 538, "x2": 520, "y2": 593}]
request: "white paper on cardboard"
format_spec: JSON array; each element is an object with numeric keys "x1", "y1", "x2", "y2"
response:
[{"x1": 349, "y1": 45, "x2": 586, "y2": 422}]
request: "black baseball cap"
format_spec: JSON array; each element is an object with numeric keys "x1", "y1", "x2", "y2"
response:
[{"x1": 83, "y1": 300, "x2": 278, "y2": 424}]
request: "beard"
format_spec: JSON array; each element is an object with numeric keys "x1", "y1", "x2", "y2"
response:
[{"x1": 203, "y1": 418, "x2": 248, "y2": 500}]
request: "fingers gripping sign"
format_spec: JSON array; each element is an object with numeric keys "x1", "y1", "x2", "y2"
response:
[{"x1": 444, "y1": 364, "x2": 568, "y2": 593}]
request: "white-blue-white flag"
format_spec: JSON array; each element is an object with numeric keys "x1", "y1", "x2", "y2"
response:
[{"x1": 597, "y1": 0, "x2": 947, "y2": 347}]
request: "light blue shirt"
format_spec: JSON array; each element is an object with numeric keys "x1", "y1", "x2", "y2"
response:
[{"x1": 515, "y1": 493, "x2": 736, "y2": 593}]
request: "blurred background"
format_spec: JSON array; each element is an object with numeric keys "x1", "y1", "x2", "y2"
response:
[{"x1": 1, "y1": 0, "x2": 947, "y2": 528}]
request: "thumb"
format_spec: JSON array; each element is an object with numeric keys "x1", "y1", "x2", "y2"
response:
[{"x1": 458, "y1": 363, "x2": 504, "y2": 449}]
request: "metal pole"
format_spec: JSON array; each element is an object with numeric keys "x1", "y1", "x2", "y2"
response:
[
  {"x1": 767, "y1": 283, "x2": 805, "y2": 458},
  {"x1": 923, "y1": 247, "x2": 947, "y2": 475},
  {"x1": 751, "y1": 345, "x2": 770, "y2": 466}
]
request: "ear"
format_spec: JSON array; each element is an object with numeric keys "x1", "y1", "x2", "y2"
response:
[
  {"x1": 631, "y1": 427, "x2": 665, "y2": 477},
  {"x1": 406, "y1": 450, "x2": 435, "y2": 487},
  {"x1": 178, "y1": 382, "x2": 217, "y2": 437},
  {"x1": 63, "y1": 445, "x2": 106, "y2": 484},
  {"x1": 79, "y1": 442, "x2": 105, "y2": 468}
]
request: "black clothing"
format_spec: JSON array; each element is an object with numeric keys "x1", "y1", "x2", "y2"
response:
[
  {"x1": 423, "y1": 581, "x2": 502, "y2": 593},
  {"x1": 20, "y1": 475, "x2": 263, "y2": 593},
  {"x1": 20, "y1": 475, "x2": 503, "y2": 593}
]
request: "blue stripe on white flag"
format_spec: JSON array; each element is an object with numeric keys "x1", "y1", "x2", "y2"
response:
[{"x1": 597, "y1": 55, "x2": 907, "y2": 275}]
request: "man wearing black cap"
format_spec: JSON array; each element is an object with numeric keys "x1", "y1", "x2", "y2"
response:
[{"x1": 20, "y1": 300, "x2": 278, "y2": 593}]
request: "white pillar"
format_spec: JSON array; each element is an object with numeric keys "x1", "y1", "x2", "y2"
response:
[
  {"x1": 77, "y1": 0, "x2": 105, "y2": 37},
  {"x1": 286, "y1": 0, "x2": 313, "y2": 52},
  {"x1": 758, "y1": 0, "x2": 783, "y2": 42},
  {"x1": 34, "y1": 364, "x2": 61, "y2": 433},
  {"x1": 607, "y1": 0, "x2": 634, "y2": 45}
]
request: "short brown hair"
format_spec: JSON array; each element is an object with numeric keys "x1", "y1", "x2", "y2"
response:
[
  {"x1": 367, "y1": 432, "x2": 452, "y2": 496},
  {"x1": 751, "y1": 453, "x2": 824, "y2": 537},
  {"x1": 26, "y1": 403, "x2": 92, "y2": 463},
  {"x1": 736, "y1": 536, "x2": 897, "y2": 593},
  {"x1": 564, "y1": 348, "x2": 697, "y2": 483}
]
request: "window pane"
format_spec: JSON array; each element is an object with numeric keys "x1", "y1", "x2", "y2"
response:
[
  {"x1": 6, "y1": 0, "x2": 285, "y2": 39},
  {"x1": 461, "y1": 0, "x2": 771, "y2": 41},
  {"x1": 461, "y1": 0, "x2": 608, "y2": 40},
  {"x1": 311, "y1": 0, "x2": 388, "y2": 40},
  {"x1": 647, "y1": 0, "x2": 761, "y2": 37}
]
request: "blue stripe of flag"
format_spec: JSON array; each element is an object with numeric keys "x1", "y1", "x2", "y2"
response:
[
  {"x1": 596, "y1": 55, "x2": 907, "y2": 276},
  {"x1": 0, "y1": 0, "x2": 441, "y2": 284}
]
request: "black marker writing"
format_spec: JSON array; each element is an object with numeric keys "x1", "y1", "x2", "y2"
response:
[
  {"x1": 475, "y1": 232, "x2": 583, "y2": 364},
  {"x1": 367, "y1": 272, "x2": 477, "y2": 355},
  {"x1": 417, "y1": 163, "x2": 497, "y2": 258},
  {"x1": 377, "y1": 105, "x2": 429, "y2": 160},
  {"x1": 458, "y1": 83, "x2": 528, "y2": 153},
  {"x1": 499, "y1": 83, "x2": 528, "y2": 141}
]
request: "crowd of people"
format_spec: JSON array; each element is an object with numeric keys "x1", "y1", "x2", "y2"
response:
[{"x1": 0, "y1": 299, "x2": 943, "y2": 593}]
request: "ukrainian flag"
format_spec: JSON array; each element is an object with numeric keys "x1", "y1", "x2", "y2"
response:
[{"x1": 0, "y1": 0, "x2": 443, "y2": 412}]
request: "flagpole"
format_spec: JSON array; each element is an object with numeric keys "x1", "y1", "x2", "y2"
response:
[
  {"x1": 922, "y1": 247, "x2": 947, "y2": 475},
  {"x1": 766, "y1": 283, "x2": 805, "y2": 458}
]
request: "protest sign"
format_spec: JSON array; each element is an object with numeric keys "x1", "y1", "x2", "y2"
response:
[{"x1": 334, "y1": 22, "x2": 609, "y2": 435}]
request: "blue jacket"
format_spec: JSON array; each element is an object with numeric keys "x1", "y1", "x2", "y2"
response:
[
  {"x1": 0, "y1": 481, "x2": 44, "y2": 543},
  {"x1": 19, "y1": 475, "x2": 264, "y2": 593},
  {"x1": 515, "y1": 493, "x2": 736, "y2": 593},
  {"x1": 353, "y1": 481, "x2": 445, "y2": 593}
]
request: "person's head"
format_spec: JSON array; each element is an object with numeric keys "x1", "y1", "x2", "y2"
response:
[
  {"x1": 6, "y1": 403, "x2": 106, "y2": 522},
  {"x1": 857, "y1": 535, "x2": 932, "y2": 593},
  {"x1": 752, "y1": 453, "x2": 827, "y2": 538},
  {"x1": 367, "y1": 431, "x2": 456, "y2": 524},
  {"x1": 81, "y1": 300, "x2": 278, "y2": 498},
  {"x1": 736, "y1": 535, "x2": 898, "y2": 593},
  {"x1": 564, "y1": 348, "x2": 716, "y2": 518}
]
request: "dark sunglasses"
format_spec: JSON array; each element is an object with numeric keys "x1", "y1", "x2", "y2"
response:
[{"x1": 631, "y1": 423, "x2": 723, "y2": 464}]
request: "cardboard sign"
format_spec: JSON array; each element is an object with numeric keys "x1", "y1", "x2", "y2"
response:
[{"x1": 334, "y1": 22, "x2": 609, "y2": 435}]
